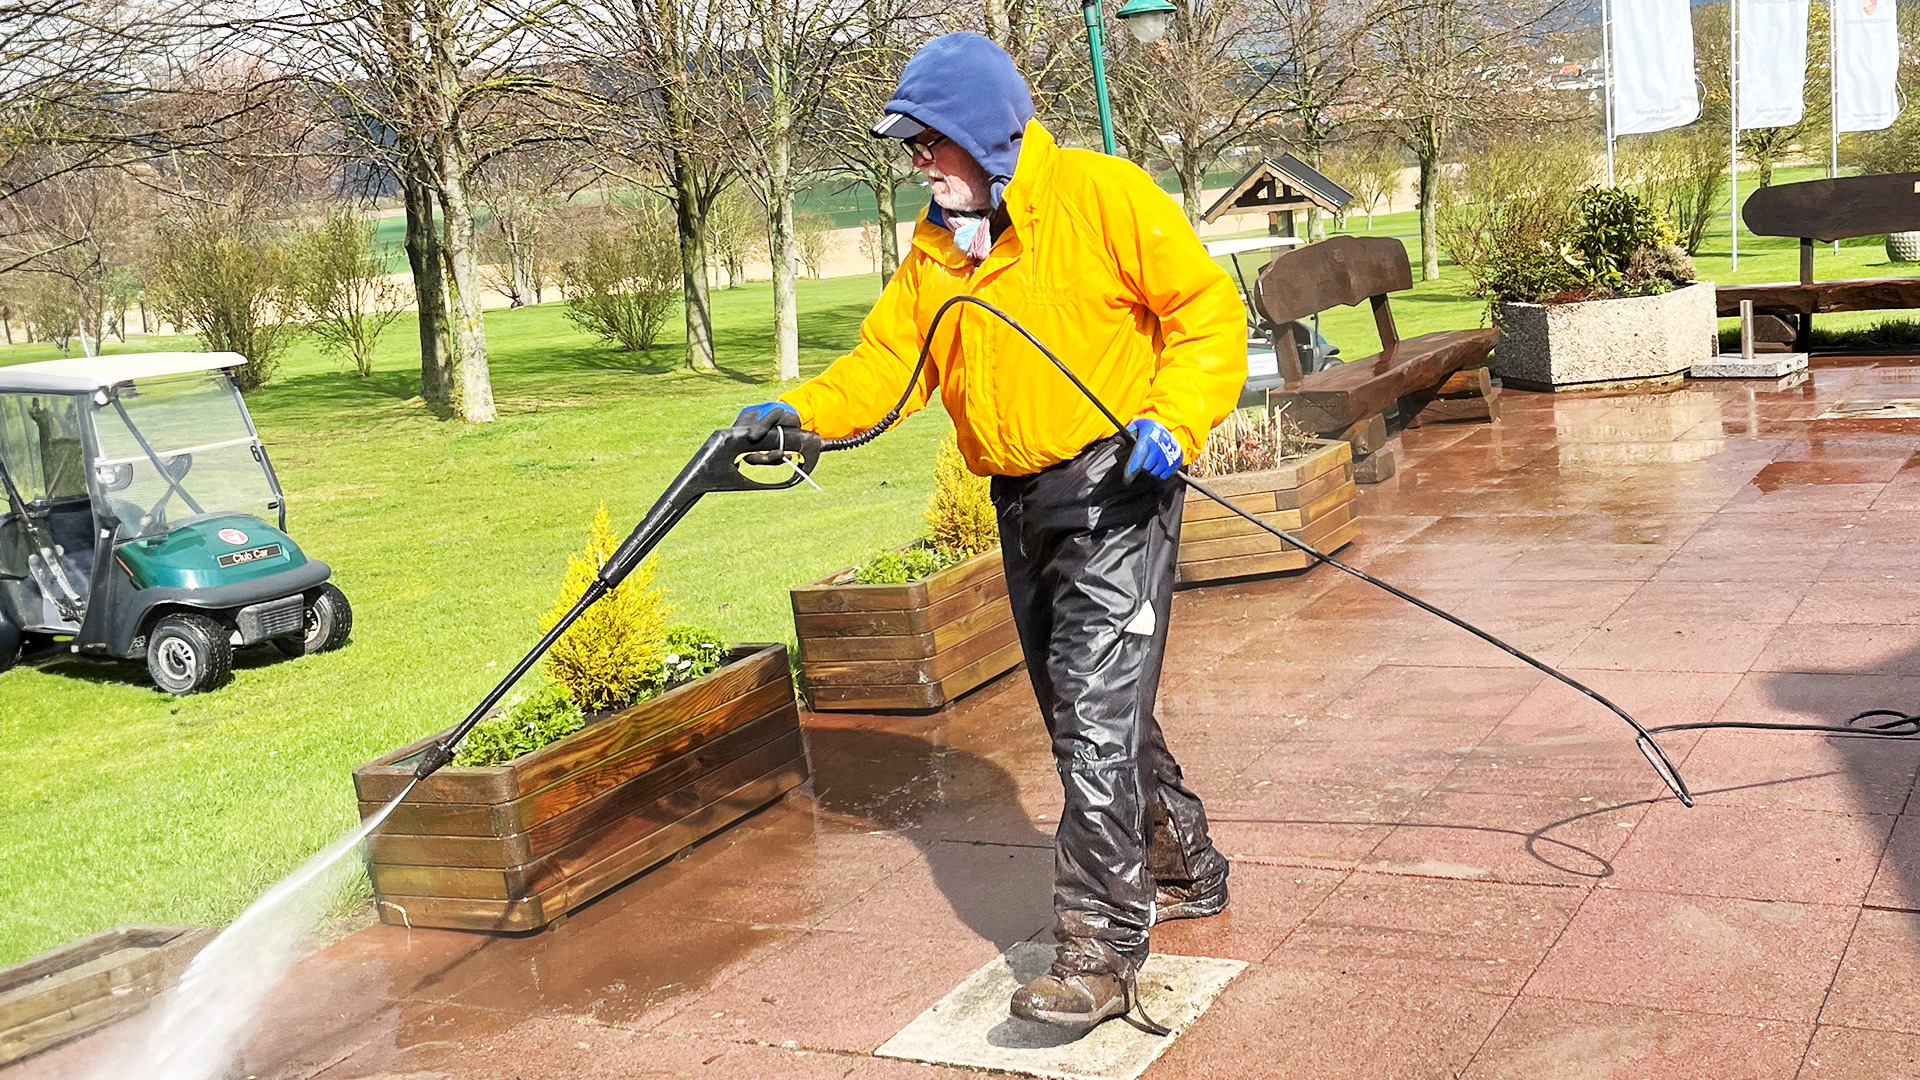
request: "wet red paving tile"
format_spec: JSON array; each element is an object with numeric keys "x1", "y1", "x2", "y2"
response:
[
  {"x1": 1142, "y1": 965, "x2": 1508, "y2": 1080},
  {"x1": 1794, "y1": 580, "x2": 1920, "y2": 625},
  {"x1": 1150, "y1": 862, "x2": 1345, "y2": 964},
  {"x1": 1821, "y1": 907, "x2": 1920, "y2": 1035},
  {"x1": 1526, "y1": 889, "x2": 1855, "y2": 1022},
  {"x1": 647, "y1": 930, "x2": 1002, "y2": 1052},
  {"x1": 1600, "y1": 802, "x2": 1892, "y2": 905},
  {"x1": 1867, "y1": 814, "x2": 1920, "y2": 911},
  {"x1": 1460, "y1": 996, "x2": 1810, "y2": 1080},
  {"x1": 1803, "y1": 1025, "x2": 1920, "y2": 1080},
  {"x1": 1362, "y1": 790, "x2": 1646, "y2": 887},
  {"x1": 1274, "y1": 872, "x2": 1581, "y2": 994},
  {"x1": 810, "y1": 840, "x2": 1051, "y2": 944}
]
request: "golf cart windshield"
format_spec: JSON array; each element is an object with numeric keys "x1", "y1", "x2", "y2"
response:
[{"x1": 92, "y1": 371, "x2": 279, "y2": 541}]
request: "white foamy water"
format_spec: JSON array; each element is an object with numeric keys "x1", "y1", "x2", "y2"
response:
[{"x1": 100, "y1": 784, "x2": 415, "y2": 1080}]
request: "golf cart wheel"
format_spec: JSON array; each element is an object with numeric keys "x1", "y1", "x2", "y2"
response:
[
  {"x1": 273, "y1": 584, "x2": 352, "y2": 658},
  {"x1": 147, "y1": 614, "x2": 233, "y2": 695}
]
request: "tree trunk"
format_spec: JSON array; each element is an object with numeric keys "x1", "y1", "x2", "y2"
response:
[
  {"x1": 672, "y1": 151, "x2": 716, "y2": 372},
  {"x1": 403, "y1": 170, "x2": 452, "y2": 403},
  {"x1": 1416, "y1": 142, "x2": 1440, "y2": 281},
  {"x1": 1178, "y1": 153, "x2": 1204, "y2": 223},
  {"x1": 874, "y1": 169, "x2": 900, "y2": 280},
  {"x1": 768, "y1": 55, "x2": 799, "y2": 381},
  {"x1": 431, "y1": 140, "x2": 496, "y2": 423}
]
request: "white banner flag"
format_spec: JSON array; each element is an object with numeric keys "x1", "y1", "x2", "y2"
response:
[
  {"x1": 1834, "y1": 0, "x2": 1901, "y2": 132},
  {"x1": 1612, "y1": 0, "x2": 1702, "y2": 135},
  {"x1": 1737, "y1": 0, "x2": 1810, "y2": 128}
]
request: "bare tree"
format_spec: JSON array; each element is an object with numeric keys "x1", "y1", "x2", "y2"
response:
[
  {"x1": 717, "y1": 0, "x2": 859, "y2": 382},
  {"x1": 473, "y1": 147, "x2": 576, "y2": 306},
  {"x1": 1324, "y1": 137, "x2": 1400, "y2": 227},
  {"x1": 1368, "y1": 0, "x2": 1585, "y2": 279},
  {"x1": 0, "y1": 163, "x2": 142, "y2": 355},
  {"x1": 288, "y1": 205, "x2": 407, "y2": 375},
  {"x1": 563, "y1": 0, "x2": 734, "y2": 372},
  {"x1": 1106, "y1": 0, "x2": 1291, "y2": 222},
  {"x1": 291, "y1": 0, "x2": 582, "y2": 421}
]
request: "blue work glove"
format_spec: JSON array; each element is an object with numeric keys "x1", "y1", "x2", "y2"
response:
[
  {"x1": 734, "y1": 401, "x2": 801, "y2": 442},
  {"x1": 1123, "y1": 418, "x2": 1183, "y2": 481}
]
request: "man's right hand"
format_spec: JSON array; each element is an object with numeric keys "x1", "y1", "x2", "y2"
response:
[{"x1": 735, "y1": 402, "x2": 801, "y2": 441}]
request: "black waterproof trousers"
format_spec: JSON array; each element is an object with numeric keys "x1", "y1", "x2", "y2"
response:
[{"x1": 990, "y1": 435, "x2": 1228, "y2": 972}]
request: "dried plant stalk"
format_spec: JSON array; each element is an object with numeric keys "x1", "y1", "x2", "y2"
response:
[{"x1": 1189, "y1": 407, "x2": 1316, "y2": 479}]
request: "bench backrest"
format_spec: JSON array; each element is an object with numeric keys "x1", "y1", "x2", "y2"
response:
[
  {"x1": 1253, "y1": 235, "x2": 1410, "y2": 352},
  {"x1": 1744, "y1": 172, "x2": 1920, "y2": 284}
]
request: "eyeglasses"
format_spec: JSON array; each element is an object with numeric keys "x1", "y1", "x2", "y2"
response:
[{"x1": 905, "y1": 133, "x2": 948, "y2": 163}]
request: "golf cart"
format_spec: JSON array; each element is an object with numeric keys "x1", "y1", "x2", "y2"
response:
[
  {"x1": 1206, "y1": 236, "x2": 1342, "y2": 406},
  {"x1": 0, "y1": 352, "x2": 349, "y2": 694}
]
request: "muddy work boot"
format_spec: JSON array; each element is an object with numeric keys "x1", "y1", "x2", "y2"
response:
[
  {"x1": 1153, "y1": 866, "x2": 1230, "y2": 924},
  {"x1": 1009, "y1": 942, "x2": 1135, "y2": 1030}
]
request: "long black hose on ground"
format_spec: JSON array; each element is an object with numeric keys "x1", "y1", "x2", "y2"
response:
[{"x1": 820, "y1": 292, "x2": 1920, "y2": 808}]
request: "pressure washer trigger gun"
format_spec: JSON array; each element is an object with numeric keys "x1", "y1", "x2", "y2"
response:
[{"x1": 410, "y1": 425, "x2": 824, "y2": 783}]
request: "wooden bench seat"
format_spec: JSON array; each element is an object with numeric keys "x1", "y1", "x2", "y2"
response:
[
  {"x1": 1252, "y1": 236, "x2": 1499, "y2": 480},
  {"x1": 1715, "y1": 172, "x2": 1920, "y2": 351}
]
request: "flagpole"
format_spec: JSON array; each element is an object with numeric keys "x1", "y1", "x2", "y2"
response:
[
  {"x1": 1730, "y1": 0, "x2": 1740, "y2": 272},
  {"x1": 1830, "y1": 0, "x2": 1841, "y2": 252},
  {"x1": 1603, "y1": 0, "x2": 1616, "y2": 186}
]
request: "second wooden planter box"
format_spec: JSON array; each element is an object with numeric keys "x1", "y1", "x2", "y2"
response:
[
  {"x1": 351, "y1": 643, "x2": 804, "y2": 933},
  {"x1": 792, "y1": 547, "x2": 1021, "y2": 712},
  {"x1": 1177, "y1": 438, "x2": 1359, "y2": 584}
]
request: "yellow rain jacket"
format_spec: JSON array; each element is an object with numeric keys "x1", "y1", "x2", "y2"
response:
[{"x1": 780, "y1": 120, "x2": 1247, "y2": 477}]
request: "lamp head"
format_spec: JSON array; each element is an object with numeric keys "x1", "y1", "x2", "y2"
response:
[{"x1": 1116, "y1": 0, "x2": 1175, "y2": 42}]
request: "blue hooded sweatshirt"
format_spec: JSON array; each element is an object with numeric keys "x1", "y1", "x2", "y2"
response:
[{"x1": 879, "y1": 33, "x2": 1035, "y2": 212}]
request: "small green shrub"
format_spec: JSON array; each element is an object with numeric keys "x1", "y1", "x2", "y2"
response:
[
  {"x1": 655, "y1": 624, "x2": 728, "y2": 691},
  {"x1": 853, "y1": 544, "x2": 969, "y2": 584},
  {"x1": 452, "y1": 683, "x2": 585, "y2": 768}
]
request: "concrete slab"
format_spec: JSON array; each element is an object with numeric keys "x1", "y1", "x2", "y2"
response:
[
  {"x1": 873, "y1": 943, "x2": 1245, "y2": 1080},
  {"x1": 1692, "y1": 352, "x2": 1809, "y2": 378}
]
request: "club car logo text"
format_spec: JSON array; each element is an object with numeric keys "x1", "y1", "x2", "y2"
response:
[
  {"x1": 216, "y1": 544, "x2": 282, "y2": 568},
  {"x1": 218, "y1": 528, "x2": 249, "y2": 545}
]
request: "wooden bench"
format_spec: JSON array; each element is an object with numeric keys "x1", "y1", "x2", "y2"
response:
[
  {"x1": 1254, "y1": 236, "x2": 1500, "y2": 482},
  {"x1": 1717, "y1": 172, "x2": 1920, "y2": 352}
]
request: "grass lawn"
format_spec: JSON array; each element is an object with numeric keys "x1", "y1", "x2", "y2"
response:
[
  {"x1": 0, "y1": 274, "x2": 958, "y2": 966},
  {"x1": 3, "y1": 156, "x2": 1912, "y2": 967}
]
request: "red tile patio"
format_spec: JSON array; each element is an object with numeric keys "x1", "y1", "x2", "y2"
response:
[{"x1": 17, "y1": 362, "x2": 1920, "y2": 1079}]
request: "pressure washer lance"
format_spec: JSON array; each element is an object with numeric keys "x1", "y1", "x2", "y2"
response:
[{"x1": 412, "y1": 293, "x2": 1920, "y2": 797}]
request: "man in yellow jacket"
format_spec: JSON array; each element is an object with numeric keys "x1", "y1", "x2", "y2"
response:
[{"x1": 734, "y1": 32, "x2": 1246, "y2": 1030}]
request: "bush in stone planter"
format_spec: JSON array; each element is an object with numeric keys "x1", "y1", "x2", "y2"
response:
[{"x1": 1468, "y1": 187, "x2": 1696, "y2": 309}]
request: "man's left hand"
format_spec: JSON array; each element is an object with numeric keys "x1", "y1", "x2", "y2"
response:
[{"x1": 1124, "y1": 418, "x2": 1183, "y2": 481}]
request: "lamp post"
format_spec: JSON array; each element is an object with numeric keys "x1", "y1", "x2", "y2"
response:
[{"x1": 1082, "y1": 0, "x2": 1176, "y2": 156}]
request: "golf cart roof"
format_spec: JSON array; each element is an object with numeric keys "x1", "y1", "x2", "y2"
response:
[
  {"x1": 1204, "y1": 236, "x2": 1305, "y2": 258},
  {"x1": 0, "y1": 353, "x2": 247, "y2": 394}
]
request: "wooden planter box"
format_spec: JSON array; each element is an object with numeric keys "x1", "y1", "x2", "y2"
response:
[
  {"x1": 792, "y1": 547, "x2": 1021, "y2": 712},
  {"x1": 351, "y1": 643, "x2": 805, "y2": 933},
  {"x1": 1, "y1": 926, "x2": 211, "y2": 1065},
  {"x1": 1177, "y1": 438, "x2": 1359, "y2": 584}
]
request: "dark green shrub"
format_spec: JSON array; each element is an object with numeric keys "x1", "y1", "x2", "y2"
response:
[
  {"x1": 852, "y1": 544, "x2": 969, "y2": 585},
  {"x1": 452, "y1": 683, "x2": 586, "y2": 768},
  {"x1": 1562, "y1": 187, "x2": 1675, "y2": 296}
]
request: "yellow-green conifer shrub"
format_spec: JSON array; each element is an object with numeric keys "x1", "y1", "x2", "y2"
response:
[
  {"x1": 925, "y1": 433, "x2": 997, "y2": 557},
  {"x1": 541, "y1": 504, "x2": 670, "y2": 711}
]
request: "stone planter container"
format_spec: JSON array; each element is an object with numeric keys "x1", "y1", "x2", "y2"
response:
[
  {"x1": 1888, "y1": 231, "x2": 1920, "y2": 264},
  {"x1": 351, "y1": 643, "x2": 804, "y2": 933},
  {"x1": 791, "y1": 547, "x2": 1020, "y2": 712},
  {"x1": 1494, "y1": 282, "x2": 1717, "y2": 392},
  {"x1": 0, "y1": 926, "x2": 211, "y2": 1065},
  {"x1": 1176, "y1": 438, "x2": 1358, "y2": 585}
]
